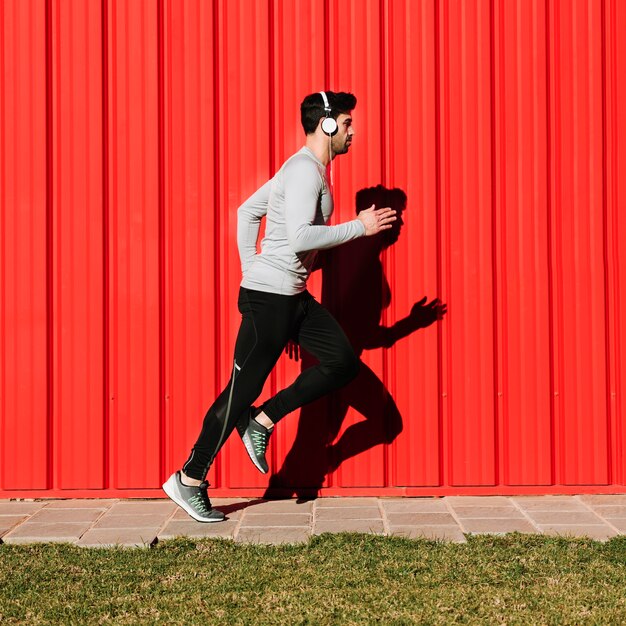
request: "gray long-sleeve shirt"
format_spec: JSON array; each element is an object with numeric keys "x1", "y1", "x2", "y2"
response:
[{"x1": 237, "y1": 146, "x2": 366, "y2": 295}]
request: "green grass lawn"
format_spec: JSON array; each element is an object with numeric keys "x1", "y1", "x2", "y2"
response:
[{"x1": 1, "y1": 533, "x2": 625, "y2": 624}]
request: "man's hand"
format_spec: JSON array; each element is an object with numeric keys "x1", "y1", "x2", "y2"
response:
[{"x1": 357, "y1": 204, "x2": 397, "y2": 236}]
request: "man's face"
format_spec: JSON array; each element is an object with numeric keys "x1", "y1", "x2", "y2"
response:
[{"x1": 330, "y1": 112, "x2": 354, "y2": 155}]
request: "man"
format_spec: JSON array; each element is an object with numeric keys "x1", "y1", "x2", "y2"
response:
[{"x1": 162, "y1": 91, "x2": 397, "y2": 522}]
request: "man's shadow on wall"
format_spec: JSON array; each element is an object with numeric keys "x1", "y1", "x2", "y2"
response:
[{"x1": 264, "y1": 185, "x2": 447, "y2": 500}]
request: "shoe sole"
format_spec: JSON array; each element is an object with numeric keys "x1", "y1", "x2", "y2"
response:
[
  {"x1": 162, "y1": 475, "x2": 224, "y2": 523},
  {"x1": 241, "y1": 431, "x2": 268, "y2": 474}
]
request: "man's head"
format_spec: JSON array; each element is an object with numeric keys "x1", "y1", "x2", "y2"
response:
[{"x1": 301, "y1": 91, "x2": 356, "y2": 156}]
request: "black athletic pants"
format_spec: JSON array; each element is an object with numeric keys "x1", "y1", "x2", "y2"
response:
[{"x1": 182, "y1": 286, "x2": 361, "y2": 481}]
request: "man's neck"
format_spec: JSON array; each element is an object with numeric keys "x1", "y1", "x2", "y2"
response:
[{"x1": 305, "y1": 135, "x2": 334, "y2": 166}]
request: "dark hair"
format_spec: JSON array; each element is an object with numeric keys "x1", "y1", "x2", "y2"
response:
[{"x1": 300, "y1": 91, "x2": 357, "y2": 135}]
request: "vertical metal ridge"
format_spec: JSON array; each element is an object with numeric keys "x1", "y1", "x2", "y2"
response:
[
  {"x1": 28, "y1": 0, "x2": 33, "y2": 442},
  {"x1": 195, "y1": 0, "x2": 202, "y2": 425},
  {"x1": 600, "y1": 0, "x2": 620, "y2": 484},
  {"x1": 45, "y1": 0, "x2": 54, "y2": 490},
  {"x1": 157, "y1": 0, "x2": 165, "y2": 485},
  {"x1": 123, "y1": 1, "x2": 129, "y2": 408},
  {"x1": 268, "y1": 0, "x2": 275, "y2": 175},
  {"x1": 434, "y1": 0, "x2": 444, "y2": 486},
  {"x1": 143, "y1": 2, "x2": 149, "y2": 434},
  {"x1": 102, "y1": 0, "x2": 110, "y2": 489},
  {"x1": 212, "y1": 0, "x2": 221, "y2": 487},
  {"x1": 161, "y1": 0, "x2": 175, "y2": 478},
  {"x1": 268, "y1": 0, "x2": 276, "y2": 474},
  {"x1": 266, "y1": 0, "x2": 276, "y2": 476},
  {"x1": 545, "y1": 0, "x2": 556, "y2": 485},
  {"x1": 323, "y1": 0, "x2": 332, "y2": 490},
  {"x1": 0, "y1": 0, "x2": 4, "y2": 490},
  {"x1": 13, "y1": 4, "x2": 19, "y2": 485},
  {"x1": 379, "y1": 0, "x2": 388, "y2": 487},
  {"x1": 141, "y1": 2, "x2": 147, "y2": 421},
  {"x1": 109, "y1": 0, "x2": 118, "y2": 490},
  {"x1": 489, "y1": 0, "x2": 499, "y2": 485},
  {"x1": 324, "y1": 0, "x2": 329, "y2": 88},
  {"x1": 608, "y1": 0, "x2": 624, "y2": 486},
  {"x1": 53, "y1": 0, "x2": 62, "y2": 487},
  {"x1": 600, "y1": 0, "x2": 612, "y2": 485},
  {"x1": 380, "y1": 0, "x2": 387, "y2": 187}
]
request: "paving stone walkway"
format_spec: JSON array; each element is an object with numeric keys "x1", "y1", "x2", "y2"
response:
[{"x1": 1, "y1": 495, "x2": 625, "y2": 547}]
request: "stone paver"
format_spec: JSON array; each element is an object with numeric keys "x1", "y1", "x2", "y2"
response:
[
  {"x1": 106, "y1": 501, "x2": 176, "y2": 515},
  {"x1": 43, "y1": 500, "x2": 117, "y2": 509},
  {"x1": 537, "y1": 525, "x2": 619, "y2": 540},
  {"x1": 241, "y1": 513, "x2": 311, "y2": 527},
  {"x1": 515, "y1": 495, "x2": 586, "y2": 503},
  {"x1": 160, "y1": 520, "x2": 239, "y2": 539},
  {"x1": 386, "y1": 512, "x2": 457, "y2": 526},
  {"x1": 236, "y1": 527, "x2": 310, "y2": 545},
  {"x1": 389, "y1": 525, "x2": 467, "y2": 543},
  {"x1": 586, "y1": 505, "x2": 626, "y2": 518},
  {"x1": 579, "y1": 494, "x2": 626, "y2": 505},
  {"x1": 444, "y1": 496, "x2": 513, "y2": 507},
  {"x1": 314, "y1": 519, "x2": 385, "y2": 535},
  {"x1": 238, "y1": 499, "x2": 314, "y2": 514},
  {"x1": 78, "y1": 528, "x2": 159, "y2": 548},
  {"x1": 3, "y1": 521, "x2": 92, "y2": 544},
  {"x1": 0, "y1": 515, "x2": 27, "y2": 537},
  {"x1": 93, "y1": 514, "x2": 171, "y2": 529},
  {"x1": 606, "y1": 519, "x2": 626, "y2": 532},
  {"x1": 1, "y1": 494, "x2": 625, "y2": 546},
  {"x1": 381, "y1": 499, "x2": 448, "y2": 513},
  {"x1": 459, "y1": 518, "x2": 538, "y2": 534},
  {"x1": 315, "y1": 507, "x2": 381, "y2": 520},
  {"x1": 0, "y1": 502, "x2": 47, "y2": 515},
  {"x1": 315, "y1": 498, "x2": 380, "y2": 507},
  {"x1": 512, "y1": 497, "x2": 589, "y2": 511},
  {"x1": 452, "y1": 505, "x2": 524, "y2": 518},
  {"x1": 29, "y1": 508, "x2": 105, "y2": 524},
  {"x1": 525, "y1": 511, "x2": 604, "y2": 525}
]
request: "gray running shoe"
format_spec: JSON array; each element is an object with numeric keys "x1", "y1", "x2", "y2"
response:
[
  {"x1": 236, "y1": 407, "x2": 272, "y2": 474},
  {"x1": 162, "y1": 471, "x2": 225, "y2": 523}
]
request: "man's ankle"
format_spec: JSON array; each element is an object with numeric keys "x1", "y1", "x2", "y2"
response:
[
  {"x1": 254, "y1": 410, "x2": 275, "y2": 431},
  {"x1": 180, "y1": 471, "x2": 202, "y2": 487}
]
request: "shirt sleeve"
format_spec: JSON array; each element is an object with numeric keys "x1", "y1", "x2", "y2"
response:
[
  {"x1": 237, "y1": 179, "x2": 272, "y2": 273},
  {"x1": 284, "y1": 158, "x2": 366, "y2": 254}
]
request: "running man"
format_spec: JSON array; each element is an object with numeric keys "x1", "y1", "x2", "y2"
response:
[{"x1": 163, "y1": 91, "x2": 397, "y2": 522}]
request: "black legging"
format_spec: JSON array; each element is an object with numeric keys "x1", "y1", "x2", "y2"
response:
[{"x1": 182, "y1": 286, "x2": 360, "y2": 481}]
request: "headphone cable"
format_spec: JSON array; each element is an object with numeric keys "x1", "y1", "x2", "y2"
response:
[{"x1": 328, "y1": 134, "x2": 334, "y2": 195}]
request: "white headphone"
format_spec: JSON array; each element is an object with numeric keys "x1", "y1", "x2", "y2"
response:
[
  {"x1": 319, "y1": 91, "x2": 338, "y2": 135},
  {"x1": 319, "y1": 91, "x2": 336, "y2": 192}
]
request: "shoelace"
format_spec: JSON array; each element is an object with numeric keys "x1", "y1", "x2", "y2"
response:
[
  {"x1": 188, "y1": 482, "x2": 213, "y2": 515},
  {"x1": 251, "y1": 429, "x2": 269, "y2": 454}
]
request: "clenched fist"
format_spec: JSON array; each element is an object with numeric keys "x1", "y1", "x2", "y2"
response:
[{"x1": 357, "y1": 204, "x2": 397, "y2": 236}]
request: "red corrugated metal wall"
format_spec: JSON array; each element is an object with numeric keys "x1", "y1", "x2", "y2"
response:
[{"x1": 1, "y1": 0, "x2": 625, "y2": 498}]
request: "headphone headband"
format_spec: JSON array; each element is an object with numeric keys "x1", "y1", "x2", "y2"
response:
[
  {"x1": 319, "y1": 90, "x2": 331, "y2": 112},
  {"x1": 318, "y1": 91, "x2": 336, "y2": 189}
]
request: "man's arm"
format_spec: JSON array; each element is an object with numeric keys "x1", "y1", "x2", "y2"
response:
[
  {"x1": 284, "y1": 159, "x2": 366, "y2": 254},
  {"x1": 237, "y1": 179, "x2": 272, "y2": 273}
]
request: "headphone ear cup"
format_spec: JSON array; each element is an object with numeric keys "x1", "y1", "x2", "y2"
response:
[{"x1": 321, "y1": 116, "x2": 338, "y2": 136}]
